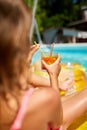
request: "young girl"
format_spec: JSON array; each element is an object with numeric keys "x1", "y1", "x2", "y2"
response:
[
  {"x1": 0, "y1": 0, "x2": 87, "y2": 130},
  {"x1": 0, "y1": 0, "x2": 62, "y2": 130}
]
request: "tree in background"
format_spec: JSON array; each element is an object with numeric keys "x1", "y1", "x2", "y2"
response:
[{"x1": 24, "y1": 0, "x2": 87, "y2": 39}]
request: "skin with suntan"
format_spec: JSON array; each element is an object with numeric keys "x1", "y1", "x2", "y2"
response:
[{"x1": 0, "y1": 1, "x2": 87, "y2": 130}]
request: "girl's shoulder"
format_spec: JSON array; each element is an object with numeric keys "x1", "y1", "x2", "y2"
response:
[{"x1": 26, "y1": 87, "x2": 59, "y2": 116}]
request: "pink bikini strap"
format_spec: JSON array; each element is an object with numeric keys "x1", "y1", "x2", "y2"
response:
[{"x1": 10, "y1": 87, "x2": 34, "y2": 130}]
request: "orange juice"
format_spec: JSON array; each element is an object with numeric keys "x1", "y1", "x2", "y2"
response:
[
  {"x1": 42, "y1": 56, "x2": 57, "y2": 64},
  {"x1": 41, "y1": 52, "x2": 58, "y2": 70}
]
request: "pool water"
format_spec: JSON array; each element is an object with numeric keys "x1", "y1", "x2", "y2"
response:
[{"x1": 32, "y1": 44, "x2": 87, "y2": 73}]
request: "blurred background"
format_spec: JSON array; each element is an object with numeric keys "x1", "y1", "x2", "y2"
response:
[{"x1": 24, "y1": 0, "x2": 87, "y2": 44}]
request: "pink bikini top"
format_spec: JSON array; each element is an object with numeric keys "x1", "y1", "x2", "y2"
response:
[
  {"x1": 10, "y1": 87, "x2": 62, "y2": 130},
  {"x1": 10, "y1": 87, "x2": 34, "y2": 130}
]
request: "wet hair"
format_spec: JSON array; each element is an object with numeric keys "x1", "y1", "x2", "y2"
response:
[{"x1": 0, "y1": 0, "x2": 32, "y2": 99}]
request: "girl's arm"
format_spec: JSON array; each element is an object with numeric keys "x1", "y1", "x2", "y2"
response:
[
  {"x1": 28, "y1": 67, "x2": 74, "y2": 91},
  {"x1": 42, "y1": 55, "x2": 63, "y2": 129}
]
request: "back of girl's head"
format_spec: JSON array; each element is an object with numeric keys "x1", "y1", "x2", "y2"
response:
[{"x1": 0, "y1": 0, "x2": 32, "y2": 98}]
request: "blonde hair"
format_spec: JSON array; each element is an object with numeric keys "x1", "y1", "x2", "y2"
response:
[{"x1": 0, "y1": 0, "x2": 32, "y2": 99}]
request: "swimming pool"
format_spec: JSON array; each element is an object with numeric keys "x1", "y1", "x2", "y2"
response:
[{"x1": 32, "y1": 44, "x2": 87, "y2": 72}]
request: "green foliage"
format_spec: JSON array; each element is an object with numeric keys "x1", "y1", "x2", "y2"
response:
[
  {"x1": 24, "y1": 0, "x2": 87, "y2": 35},
  {"x1": 23, "y1": 0, "x2": 33, "y2": 8}
]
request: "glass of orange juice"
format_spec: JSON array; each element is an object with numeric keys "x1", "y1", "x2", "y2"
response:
[{"x1": 41, "y1": 52, "x2": 58, "y2": 69}]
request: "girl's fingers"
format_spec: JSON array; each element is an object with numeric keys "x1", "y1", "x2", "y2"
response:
[
  {"x1": 28, "y1": 44, "x2": 40, "y2": 63},
  {"x1": 55, "y1": 54, "x2": 61, "y2": 64},
  {"x1": 29, "y1": 44, "x2": 40, "y2": 56},
  {"x1": 41, "y1": 59, "x2": 48, "y2": 68},
  {"x1": 30, "y1": 44, "x2": 39, "y2": 50}
]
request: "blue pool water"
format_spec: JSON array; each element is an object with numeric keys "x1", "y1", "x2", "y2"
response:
[{"x1": 32, "y1": 44, "x2": 87, "y2": 72}]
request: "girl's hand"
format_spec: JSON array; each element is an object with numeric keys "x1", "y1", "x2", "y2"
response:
[
  {"x1": 41, "y1": 54, "x2": 61, "y2": 78},
  {"x1": 28, "y1": 44, "x2": 40, "y2": 64}
]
